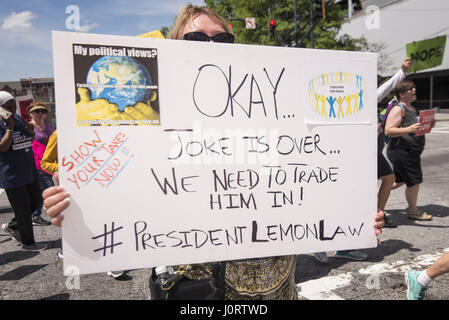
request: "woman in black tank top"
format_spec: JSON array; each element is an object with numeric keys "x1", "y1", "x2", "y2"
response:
[{"x1": 384, "y1": 80, "x2": 432, "y2": 221}]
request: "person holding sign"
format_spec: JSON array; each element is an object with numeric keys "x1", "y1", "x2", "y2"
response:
[
  {"x1": 0, "y1": 91, "x2": 47, "y2": 252},
  {"x1": 384, "y1": 81, "x2": 432, "y2": 221},
  {"x1": 43, "y1": 5, "x2": 385, "y2": 300},
  {"x1": 414, "y1": 109, "x2": 435, "y2": 137}
]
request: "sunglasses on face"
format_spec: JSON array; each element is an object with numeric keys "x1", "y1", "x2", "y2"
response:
[
  {"x1": 406, "y1": 86, "x2": 416, "y2": 91},
  {"x1": 182, "y1": 32, "x2": 235, "y2": 43},
  {"x1": 33, "y1": 109, "x2": 47, "y2": 114}
]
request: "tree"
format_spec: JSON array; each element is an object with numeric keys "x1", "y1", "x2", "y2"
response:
[
  {"x1": 204, "y1": 0, "x2": 366, "y2": 51},
  {"x1": 160, "y1": 26, "x2": 170, "y2": 38}
]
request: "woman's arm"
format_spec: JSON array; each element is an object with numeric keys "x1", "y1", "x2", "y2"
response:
[
  {"x1": 384, "y1": 106, "x2": 420, "y2": 137},
  {"x1": 377, "y1": 58, "x2": 412, "y2": 102}
]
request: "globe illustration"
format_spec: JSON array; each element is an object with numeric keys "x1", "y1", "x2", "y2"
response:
[{"x1": 86, "y1": 56, "x2": 153, "y2": 111}]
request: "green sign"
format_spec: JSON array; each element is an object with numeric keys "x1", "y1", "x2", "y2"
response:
[{"x1": 406, "y1": 36, "x2": 446, "y2": 72}]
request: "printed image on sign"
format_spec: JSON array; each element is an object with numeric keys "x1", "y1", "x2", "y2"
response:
[
  {"x1": 0, "y1": 106, "x2": 12, "y2": 119},
  {"x1": 415, "y1": 109, "x2": 435, "y2": 136},
  {"x1": 52, "y1": 31, "x2": 378, "y2": 275},
  {"x1": 73, "y1": 44, "x2": 160, "y2": 126},
  {"x1": 15, "y1": 92, "x2": 34, "y2": 123},
  {"x1": 303, "y1": 57, "x2": 370, "y2": 125}
]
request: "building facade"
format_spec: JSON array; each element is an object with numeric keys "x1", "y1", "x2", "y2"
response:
[
  {"x1": 340, "y1": 0, "x2": 449, "y2": 109},
  {"x1": 0, "y1": 77, "x2": 56, "y2": 121}
]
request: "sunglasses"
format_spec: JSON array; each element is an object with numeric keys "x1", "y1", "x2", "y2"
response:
[
  {"x1": 33, "y1": 109, "x2": 48, "y2": 114},
  {"x1": 406, "y1": 86, "x2": 416, "y2": 91},
  {"x1": 183, "y1": 32, "x2": 235, "y2": 43}
]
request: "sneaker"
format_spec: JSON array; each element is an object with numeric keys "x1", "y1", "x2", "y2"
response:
[
  {"x1": 57, "y1": 250, "x2": 64, "y2": 259},
  {"x1": 21, "y1": 243, "x2": 47, "y2": 252},
  {"x1": 32, "y1": 215, "x2": 52, "y2": 226},
  {"x1": 107, "y1": 271, "x2": 124, "y2": 279},
  {"x1": 2, "y1": 223, "x2": 21, "y2": 242},
  {"x1": 335, "y1": 250, "x2": 368, "y2": 261},
  {"x1": 313, "y1": 252, "x2": 328, "y2": 263},
  {"x1": 405, "y1": 269, "x2": 428, "y2": 300}
]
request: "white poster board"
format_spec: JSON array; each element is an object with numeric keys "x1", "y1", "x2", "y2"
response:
[{"x1": 52, "y1": 31, "x2": 378, "y2": 275}]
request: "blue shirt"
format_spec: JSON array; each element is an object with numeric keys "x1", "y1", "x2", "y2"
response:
[{"x1": 0, "y1": 115, "x2": 38, "y2": 188}]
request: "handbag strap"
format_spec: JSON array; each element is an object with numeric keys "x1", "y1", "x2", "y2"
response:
[{"x1": 212, "y1": 262, "x2": 226, "y2": 299}]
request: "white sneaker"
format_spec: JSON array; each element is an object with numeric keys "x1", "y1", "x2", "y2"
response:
[
  {"x1": 107, "y1": 271, "x2": 124, "y2": 279},
  {"x1": 2, "y1": 223, "x2": 21, "y2": 242}
]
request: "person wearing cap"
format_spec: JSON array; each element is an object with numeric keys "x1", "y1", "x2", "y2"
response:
[
  {"x1": 0, "y1": 91, "x2": 47, "y2": 251},
  {"x1": 27, "y1": 101, "x2": 54, "y2": 226}
]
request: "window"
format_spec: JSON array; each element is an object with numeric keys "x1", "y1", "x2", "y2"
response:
[
  {"x1": 412, "y1": 77, "x2": 431, "y2": 110},
  {"x1": 433, "y1": 75, "x2": 449, "y2": 109}
]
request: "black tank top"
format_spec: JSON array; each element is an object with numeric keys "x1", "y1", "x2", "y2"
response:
[{"x1": 388, "y1": 103, "x2": 425, "y2": 152}]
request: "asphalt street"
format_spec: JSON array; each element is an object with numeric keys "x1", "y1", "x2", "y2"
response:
[{"x1": 1, "y1": 112, "x2": 448, "y2": 300}]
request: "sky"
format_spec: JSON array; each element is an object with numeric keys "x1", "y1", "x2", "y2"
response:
[{"x1": 0, "y1": 0, "x2": 205, "y2": 81}]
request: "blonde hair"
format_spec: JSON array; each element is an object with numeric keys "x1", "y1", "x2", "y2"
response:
[{"x1": 167, "y1": 4, "x2": 233, "y2": 40}]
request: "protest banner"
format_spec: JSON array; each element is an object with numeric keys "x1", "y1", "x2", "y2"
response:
[
  {"x1": 15, "y1": 91, "x2": 34, "y2": 122},
  {"x1": 415, "y1": 109, "x2": 435, "y2": 136},
  {"x1": 406, "y1": 36, "x2": 447, "y2": 73},
  {"x1": 52, "y1": 31, "x2": 378, "y2": 275}
]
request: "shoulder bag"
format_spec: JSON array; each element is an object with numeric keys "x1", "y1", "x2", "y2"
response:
[{"x1": 149, "y1": 262, "x2": 226, "y2": 300}]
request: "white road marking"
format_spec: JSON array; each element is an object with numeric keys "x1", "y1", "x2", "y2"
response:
[
  {"x1": 431, "y1": 122, "x2": 449, "y2": 134},
  {"x1": 296, "y1": 248, "x2": 449, "y2": 300},
  {"x1": 297, "y1": 272, "x2": 353, "y2": 300},
  {"x1": 431, "y1": 130, "x2": 449, "y2": 134}
]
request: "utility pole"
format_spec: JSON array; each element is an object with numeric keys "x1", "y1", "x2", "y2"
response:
[
  {"x1": 310, "y1": 0, "x2": 314, "y2": 48},
  {"x1": 348, "y1": 0, "x2": 353, "y2": 19},
  {"x1": 294, "y1": 0, "x2": 298, "y2": 47}
]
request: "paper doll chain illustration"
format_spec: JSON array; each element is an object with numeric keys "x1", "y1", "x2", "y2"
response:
[{"x1": 307, "y1": 72, "x2": 366, "y2": 119}]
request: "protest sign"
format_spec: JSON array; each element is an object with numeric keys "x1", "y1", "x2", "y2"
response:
[
  {"x1": 415, "y1": 109, "x2": 435, "y2": 136},
  {"x1": 406, "y1": 36, "x2": 447, "y2": 73},
  {"x1": 15, "y1": 92, "x2": 34, "y2": 122},
  {"x1": 52, "y1": 31, "x2": 378, "y2": 275}
]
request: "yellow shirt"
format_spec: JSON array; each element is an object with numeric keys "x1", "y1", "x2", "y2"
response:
[{"x1": 40, "y1": 130, "x2": 58, "y2": 174}]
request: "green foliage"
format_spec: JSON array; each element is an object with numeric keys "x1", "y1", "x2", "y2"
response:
[
  {"x1": 160, "y1": 26, "x2": 170, "y2": 38},
  {"x1": 204, "y1": 0, "x2": 366, "y2": 51}
]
